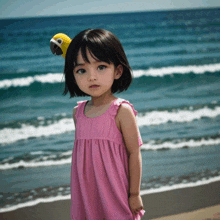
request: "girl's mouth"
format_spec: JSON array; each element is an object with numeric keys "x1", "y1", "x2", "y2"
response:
[{"x1": 89, "y1": 85, "x2": 100, "y2": 88}]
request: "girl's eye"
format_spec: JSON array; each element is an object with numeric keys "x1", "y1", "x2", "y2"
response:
[
  {"x1": 98, "y1": 65, "x2": 107, "y2": 71},
  {"x1": 76, "y1": 69, "x2": 86, "y2": 74}
]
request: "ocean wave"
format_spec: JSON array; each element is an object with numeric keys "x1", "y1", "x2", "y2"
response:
[
  {"x1": 0, "y1": 193, "x2": 70, "y2": 213},
  {"x1": 137, "y1": 106, "x2": 220, "y2": 126},
  {"x1": 0, "y1": 118, "x2": 74, "y2": 145},
  {"x1": 0, "y1": 63, "x2": 220, "y2": 89},
  {"x1": 142, "y1": 137, "x2": 220, "y2": 151},
  {"x1": 0, "y1": 73, "x2": 63, "y2": 89},
  {"x1": 1, "y1": 106, "x2": 219, "y2": 145},
  {"x1": 1, "y1": 136, "x2": 219, "y2": 170},
  {"x1": 0, "y1": 150, "x2": 72, "y2": 170},
  {"x1": 133, "y1": 63, "x2": 220, "y2": 77},
  {"x1": 0, "y1": 157, "x2": 72, "y2": 170},
  {"x1": 141, "y1": 175, "x2": 220, "y2": 195}
]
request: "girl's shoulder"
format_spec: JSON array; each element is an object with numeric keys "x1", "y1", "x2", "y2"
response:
[
  {"x1": 72, "y1": 100, "x2": 86, "y2": 112},
  {"x1": 73, "y1": 100, "x2": 87, "y2": 119},
  {"x1": 111, "y1": 98, "x2": 138, "y2": 117}
]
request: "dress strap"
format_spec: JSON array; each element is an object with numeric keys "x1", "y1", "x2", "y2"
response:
[
  {"x1": 109, "y1": 98, "x2": 143, "y2": 147},
  {"x1": 75, "y1": 100, "x2": 87, "y2": 119},
  {"x1": 109, "y1": 98, "x2": 138, "y2": 117}
]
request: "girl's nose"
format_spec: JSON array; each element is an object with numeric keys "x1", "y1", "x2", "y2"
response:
[{"x1": 88, "y1": 69, "x2": 97, "y2": 81}]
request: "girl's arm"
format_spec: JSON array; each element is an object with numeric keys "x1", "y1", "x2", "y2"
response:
[{"x1": 117, "y1": 103, "x2": 142, "y2": 195}]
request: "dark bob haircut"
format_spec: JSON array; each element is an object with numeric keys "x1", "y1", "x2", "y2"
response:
[{"x1": 63, "y1": 29, "x2": 132, "y2": 97}]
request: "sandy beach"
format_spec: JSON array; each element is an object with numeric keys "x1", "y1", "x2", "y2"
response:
[
  {"x1": 152, "y1": 205, "x2": 220, "y2": 220},
  {"x1": 0, "y1": 181, "x2": 219, "y2": 220}
]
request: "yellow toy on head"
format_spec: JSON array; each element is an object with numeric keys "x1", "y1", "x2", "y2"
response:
[{"x1": 50, "y1": 33, "x2": 71, "y2": 59}]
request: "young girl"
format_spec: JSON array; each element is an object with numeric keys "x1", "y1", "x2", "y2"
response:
[{"x1": 64, "y1": 29, "x2": 145, "y2": 220}]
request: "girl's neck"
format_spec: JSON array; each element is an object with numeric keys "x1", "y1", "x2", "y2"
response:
[{"x1": 90, "y1": 94, "x2": 117, "y2": 107}]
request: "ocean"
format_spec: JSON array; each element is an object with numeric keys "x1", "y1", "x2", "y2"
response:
[{"x1": 0, "y1": 8, "x2": 220, "y2": 212}]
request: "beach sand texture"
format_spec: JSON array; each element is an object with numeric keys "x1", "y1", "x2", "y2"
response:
[{"x1": 152, "y1": 205, "x2": 220, "y2": 220}]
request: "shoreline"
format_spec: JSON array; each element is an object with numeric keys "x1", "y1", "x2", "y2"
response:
[
  {"x1": 143, "y1": 180, "x2": 220, "y2": 219},
  {"x1": 0, "y1": 181, "x2": 219, "y2": 220}
]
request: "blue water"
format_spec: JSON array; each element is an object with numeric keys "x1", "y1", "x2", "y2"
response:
[{"x1": 0, "y1": 8, "x2": 220, "y2": 212}]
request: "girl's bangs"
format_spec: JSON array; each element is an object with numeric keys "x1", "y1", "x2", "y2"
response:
[{"x1": 77, "y1": 42, "x2": 112, "y2": 65}]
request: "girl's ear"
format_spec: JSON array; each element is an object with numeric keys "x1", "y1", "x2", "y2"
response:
[{"x1": 114, "y1": 65, "x2": 123, "y2": 80}]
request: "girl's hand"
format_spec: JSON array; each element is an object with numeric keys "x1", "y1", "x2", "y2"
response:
[{"x1": 128, "y1": 195, "x2": 144, "y2": 216}]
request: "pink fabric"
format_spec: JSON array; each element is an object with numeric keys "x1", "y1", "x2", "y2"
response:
[{"x1": 71, "y1": 98, "x2": 145, "y2": 220}]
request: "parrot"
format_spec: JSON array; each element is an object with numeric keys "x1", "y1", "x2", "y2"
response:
[{"x1": 50, "y1": 33, "x2": 71, "y2": 59}]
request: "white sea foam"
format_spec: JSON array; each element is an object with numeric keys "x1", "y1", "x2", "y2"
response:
[
  {"x1": 142, "y1": 138, "x2": 220, "y2": 150},
  {"x1": 0, "y1": 73, "x2": 63, "y2": 89},
  {"x1": 0, "y1": 194, "x2": 71, "y2": 213},
  {"x1": 0, "y1": 118, "x2": 74, "y2": 145},
  {"x1": 1, "y1": 106, "x2": 220, "y2": 145},
  {"x1": 133, "y1": 63, "x2": 220, "y2": 77},
  {"x1": 0, "y1": 176, "x2": 219, "y2": 213},
  {"x1": 140, "y1": 176, "x2": 220, "y2": 195},
  {"x1": 136, "y1": 106, "x2": 220, "y2": 126},
  {"x1": 1, "y1": 63, "x2": 220, "y2": 89},
  {"x1": 0, "y1": 157, "x2": 72, "y2": 170},
  {"x1": 30, "y1": 151, "x2": 44, "y2": 155}
]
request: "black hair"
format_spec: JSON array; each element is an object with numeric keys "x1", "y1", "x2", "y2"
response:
[{"x1": 63, "y1": 29, "x2": 132, "y2": 97}]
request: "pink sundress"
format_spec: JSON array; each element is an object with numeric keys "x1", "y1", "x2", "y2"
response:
[{"x1": 71, "y1": 98, "x2": 145, "y2": 220}]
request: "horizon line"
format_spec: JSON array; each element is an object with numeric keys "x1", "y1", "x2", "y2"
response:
[{"x1": 0, "y1": 6, "x2": 219, "y2": 21}]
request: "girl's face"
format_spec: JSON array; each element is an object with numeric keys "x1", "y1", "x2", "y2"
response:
[{"x1": 73, "y1": 49, "x2": 123, "y2": 98}]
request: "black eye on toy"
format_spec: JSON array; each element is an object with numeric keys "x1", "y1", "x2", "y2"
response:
[{"x1": 57, "y1": 38, "x2": 63, "y2": 44}]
